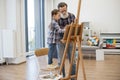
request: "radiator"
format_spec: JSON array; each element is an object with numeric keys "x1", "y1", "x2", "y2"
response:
[
  {"x1": 2, "y1": 29, "x2": 17, "y2": 58},
  {"x1": 2, "y1": 29, "x2": 26, "y2": 64}
]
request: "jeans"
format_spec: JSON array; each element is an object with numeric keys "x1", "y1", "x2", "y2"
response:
[
  {"x1": 48, "y1": 43, "x2": 56, "y2": 64},
  {"x1": 56, "y1": 42, "x2": 76, "y2": 80}
]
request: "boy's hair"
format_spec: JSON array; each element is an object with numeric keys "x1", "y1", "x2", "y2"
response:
[
  {"x1": 58, "y1": 2, "x2": 67, "y2": 9},
  {"x1": 51, "y1": 9, "x2": 59, "y2": 17}
]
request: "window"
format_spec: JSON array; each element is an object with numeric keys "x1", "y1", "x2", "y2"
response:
[{"x1": 25, "y1": 0, "x2": 45, "y2": 52}]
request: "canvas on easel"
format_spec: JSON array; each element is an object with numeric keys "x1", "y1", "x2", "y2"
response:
[{"x1": 61, "y1": 24, "x2": 82, "y2": 42}]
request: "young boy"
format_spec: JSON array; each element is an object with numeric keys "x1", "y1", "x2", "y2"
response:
[{"x1": 47, "y1": 9, "x2": 65, "y2": 68}]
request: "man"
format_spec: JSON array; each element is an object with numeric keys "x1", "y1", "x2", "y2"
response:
[{"x1": 56, "y1": 2, "x2": 76, "y2": 80}]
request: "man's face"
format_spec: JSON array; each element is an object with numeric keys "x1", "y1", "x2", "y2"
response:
[{"x1": 59, "y1": 6, "x2": 67, "y2": 15}]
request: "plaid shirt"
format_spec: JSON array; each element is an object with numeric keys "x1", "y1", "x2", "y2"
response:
[
  {"x1": 47, "y1": 20, "x2": 64, "y2": 44},
  {"x1": 58, "y1": 12, "x2": 75, "y2": 39}
]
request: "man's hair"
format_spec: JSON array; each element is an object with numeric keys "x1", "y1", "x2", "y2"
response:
[
  {"x1": 58, "y1": 2, "x2": 67, "y2": 9},
  {"x1": 51, "y1": 9, "x2": 59, "y2": 17}
]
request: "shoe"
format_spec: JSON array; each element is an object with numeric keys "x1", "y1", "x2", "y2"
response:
[{"x1": 47, "y1": 64, "x2": 58, "y2": 69}]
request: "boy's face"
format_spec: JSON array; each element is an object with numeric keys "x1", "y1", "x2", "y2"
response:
[{"x1": 53, "y1": 12, "x2": 60, "y2": 20}]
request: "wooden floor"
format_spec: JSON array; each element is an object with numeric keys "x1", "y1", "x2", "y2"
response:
[{"x1": 0, "y1": 54, "x2": 120, "y2": 80}]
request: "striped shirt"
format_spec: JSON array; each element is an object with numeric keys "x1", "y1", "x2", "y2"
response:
[{"x1": 47, "y1": 20, "x2": 65, "y2": 44}]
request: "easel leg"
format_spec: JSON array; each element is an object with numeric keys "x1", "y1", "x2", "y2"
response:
[
  {"x1": 77, "y1": 37, "x2": 86, "y2": 80},
  {"x1": 76, "y1": 48, "x2": 80, "y2": 80},
  {"x1": 67, "y1": 41, "x2": 77, "y2": 79},
  {"x1": 60, "y1": 24, "x2": 74, "y2": 77}
]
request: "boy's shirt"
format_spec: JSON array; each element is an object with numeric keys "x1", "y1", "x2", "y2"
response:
[{"x1": 47, "y1": 20, "x2": 64, "y2": 44}]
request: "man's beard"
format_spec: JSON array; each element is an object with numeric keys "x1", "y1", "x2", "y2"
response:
[{"x1": 60, "y1": 12, "x2": 69, "y2": 19}]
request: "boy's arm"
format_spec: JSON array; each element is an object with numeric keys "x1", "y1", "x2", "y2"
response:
[{"x1": 54, "y1": 23, "x2": 65, "y2": 33}]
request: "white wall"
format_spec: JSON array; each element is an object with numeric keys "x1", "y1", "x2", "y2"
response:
[
  {"x1": 53, "y1": 0, "x2": 120, "y2": 34},
  {"x1": 6, "y1": 0, "x2": 16, "y2": 30},
  {"x1": 0, "y1": 0, "x2": 6, "y2": 29}
]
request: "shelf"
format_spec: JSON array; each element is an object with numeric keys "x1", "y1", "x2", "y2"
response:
[
  {"x1": 100, "y1": 32, "x2": 120, "y2": 51},
  {"x1": 100, "y1": 32, "x2": 120, "y2": 35}
]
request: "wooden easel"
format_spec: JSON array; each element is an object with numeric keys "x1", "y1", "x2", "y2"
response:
[{"x1": 59, "y1": 0, "x2": 86, "y2": 80}]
